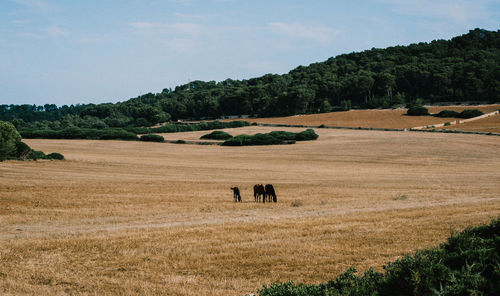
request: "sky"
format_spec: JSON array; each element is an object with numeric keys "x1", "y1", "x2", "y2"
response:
[{"x1": 1, "y1": 0, "x2": 499, "y2": 106}]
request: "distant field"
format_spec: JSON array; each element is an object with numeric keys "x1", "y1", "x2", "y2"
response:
[
  {"x1": 438, "y1": 112, "x2": 500, "y2": 133},
  {"x1": 1, "y1": 128, "x2": 499, "y2": 295},
  {"x1": 235, "y1": 105, "x2": 500, "y2": 130}
]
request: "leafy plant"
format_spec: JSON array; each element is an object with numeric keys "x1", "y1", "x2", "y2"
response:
[
  {"x1": 46, "y1": 152, "x2": 65, "y2": 160},
  {"x1": 200, "y1": 130, "x2": 232, "y2": 140},
  {"x1": 459, "y1": 109, "x2": 483, "y2": 119},
  {"x1": 407, "y1": 106, "x2": 430, "y2": 116},
  {"x1": 139, "y1": 134, "x2": 165, "y2": 142}
]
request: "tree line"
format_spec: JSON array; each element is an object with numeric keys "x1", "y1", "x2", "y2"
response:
[{"x1": 1, "y1": 28, "x2": 499, "y2": 133}]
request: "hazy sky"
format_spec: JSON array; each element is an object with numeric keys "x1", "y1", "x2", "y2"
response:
[{"x1": 1, "y1": 0, "x2": 499, "y2": 106}]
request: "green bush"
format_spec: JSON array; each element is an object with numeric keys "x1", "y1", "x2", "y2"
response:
[
  {"x1": 222, "y1": 129, "x2": 317, "y2": 146},
  {"x1": 15, "y1": 141, "x2": 32, "y2": 158},
  {"x1": 268, "y1": 131, "x2": 297, "y2": 141},
  {"x1": 27, "y1": 150, "x2": 46, "y2": 160},
  {"x1": 434, "y1": 110, "x2": 461, "y2": 118},
  {"x1": 1, "y1": 121, "x2": 22, "y2": 160},
  {"x1": 139, "y1": 134, "x2": 165, "y2": 142},
  {"x1": 407, "y1": 106, "x2": 430, "y2": 116},
  {"x1": 295, "y1": 129, "x2": 319, "y2": 141},
  {"x1": 257, "y1": 216, "x2": 500, "y2": 296},
  {"x1": 459, "y1": 109, "x2": 483, "y2": 118},
  {"x1": 200, "y1": 130, "x2": 233, "y2": 140},
  {"x1": 222, "y1": 134, "x2": 254, "y2": 146},
  {"x1": 251, "y1": 133, "x2": 284, "y2": 145},
  {"x1": 434, "y1": 109, "x2": 484, "y2": 119},
  {"x1": 46, "y1": 152, "x2": 65, "y2": 160}
]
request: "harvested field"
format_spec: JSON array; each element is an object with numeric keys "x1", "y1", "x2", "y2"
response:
[
  {"x1": 439, "y1": 112, "x2": 500, "y2": 133},
  {"x1": 235, "y1": 105, "x2": 500, "y2": 130},
  {"x1": 1, "y1": 128, "x2": 499, "y2": 295}
]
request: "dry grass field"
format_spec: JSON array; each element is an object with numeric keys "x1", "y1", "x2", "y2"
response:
[
  {"x1": 1, "y1": 127, "x2": 499, "y2": 295},
  {"x1": 439, "y1": 112, "x2": 500, "y2": 133},
  {"x1": 236, "y1": 105, "x2": 500, "y2": 130}
]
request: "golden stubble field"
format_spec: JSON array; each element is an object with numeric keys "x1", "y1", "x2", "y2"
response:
[
  {"x1": 236, "y1": 105, "x2": 500, "y2": 129},
  {"x1": 1, "y1": 126, "x2": 499, "y2": 295}
]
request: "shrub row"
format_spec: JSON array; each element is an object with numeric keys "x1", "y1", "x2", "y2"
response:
[
  {"x1": 222, "y1": 129, "x2": 318, "y2": 146},
  {"x1": 139, "y1": 134, "x2": 165, "y2": 142},
  {"x1": 7, "y1": 141, "x2": 64, "y2": 161},
  {"x1": 434, "y1": 109, "x2": 484, "y2": 118},
  {"x1": 127, "y1": 120, "x2": 250, "y2": 134},
  {"x1": 1, "y1": 121, "x2": 64, "y2": 161},
  {"x1": 406, "y1": 106, "x2": 430, "y2": 116},
  {"x1": 257, "y1": 216, "x2": 500, "y2": 296},
  {"x1": 200, "y1": 130, "x2": 233, "y2": 140},
  {"x1": 20, "y1": 127, "x2": 138, "y2": 140}
]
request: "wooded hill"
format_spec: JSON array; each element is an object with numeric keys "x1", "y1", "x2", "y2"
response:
[{"x1": 2, "y1": 28, "x2": 499, "y2": 131}]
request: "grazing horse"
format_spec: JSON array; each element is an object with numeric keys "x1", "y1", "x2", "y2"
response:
[
  {"x1": 230, "y1": 187, "x2": 242, "y2": 202},
  {"x1": 265, "y1": 184, "x2": 277, "y2": 203},
  {"x1": 253, "y1": 184, "x2": 265, "y2": 202}
]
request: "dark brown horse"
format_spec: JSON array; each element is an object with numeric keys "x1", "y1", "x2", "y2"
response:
[
  {"x1": 230, "y1": 187, "x2": 241, "y2": 202},
  {"x1": 265, "y1": 184, "x2": 277, "y2": 203},
  {"x1": 253, "y1": 184, "x2": 265, "y2": 202}
]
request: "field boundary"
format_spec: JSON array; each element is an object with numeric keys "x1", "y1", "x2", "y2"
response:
[
  {"x1": 411, "y1": 110, "x2": 500, "y2": 130},
  {"x1": 254, "y1": 121, "x2": 500, "y2": 137},
  {"x1": 165, "y1": 139, "x2": 222, "y2": 145}
]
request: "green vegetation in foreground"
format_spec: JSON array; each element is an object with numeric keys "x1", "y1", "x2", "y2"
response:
[
  {"x1": 2, "y1": 29, "x2": 499, "y2": 131},
  {"x1": 0, "y1": 121, "x2": 64, "y2": 161},
  {"x1": 222, "y1": 129, "x2": 318, "y2": 146},
  {"x1": 257, "y1": 216, "x2": 500, "y2": 296}
]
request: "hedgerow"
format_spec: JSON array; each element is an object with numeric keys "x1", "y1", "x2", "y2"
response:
[
  {"x1": 20, "y1": 127, "x2": 138, "y2": 140},
  {"x1": 433, "y1": 109, "x2": 484, "y2": 118},
  {"x1": 222, "y1": 129, "x2": 318, "y2": 146},
  {"x1": 139, "y1": 134, "x2": 165, "y2": 142},
  {"x1": 200, "y1": 130, "x2": 233, "y2": 140},
  {"x1": 127, "y1": 120, "x2": 250, "y2": 134},
  {"x1": 407, "y1": 106, "x2": 430, "y2": 116}
]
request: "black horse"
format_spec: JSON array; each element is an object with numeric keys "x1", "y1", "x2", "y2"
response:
[
  {"x1": 230, "y1": 187, "x2": 242, "y2": 202},
  {"x1": 265, "y1": 184, "x2": 277, "y2": 203},
  {"x1": 253, "y1": 184, "x2": 265, "y2": 202}
]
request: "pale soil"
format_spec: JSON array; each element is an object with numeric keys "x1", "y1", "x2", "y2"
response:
[
  {"x1": 232, "y1": 105, "x2": 500, "y2": 129},
  {"x1": 0, "y1": 128, "x2": 499, "y2": 295}
]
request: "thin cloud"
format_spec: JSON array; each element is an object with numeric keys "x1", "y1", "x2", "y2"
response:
[{"x1": 269, "y1": 22, "x2": 339, "y2": 45}]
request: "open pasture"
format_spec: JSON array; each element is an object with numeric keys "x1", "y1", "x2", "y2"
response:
[
  {"x1": 1, "y1": 127, "x2": 499, "y2": 295},
  {"x1": 238, "y1": 104, "x2": 500, "y2": 130},
  {"x1": 439, "y1": 112, "x2": 500, "y2": 133}
]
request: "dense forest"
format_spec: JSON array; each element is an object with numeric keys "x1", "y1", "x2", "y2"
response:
[{"x1": 1, "y1": 28, "x2": 499, "y2": 132}]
